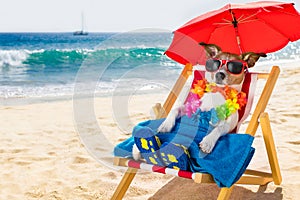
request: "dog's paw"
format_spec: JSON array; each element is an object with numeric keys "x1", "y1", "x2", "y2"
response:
[
  {"x1": 132, "y1": 144, "x2": 142, "y2": 160},
  {"x1": 199, "y1": 136, "x2": 216, "y2": 154},
  {"x1": 157, "y1": 119, "x2": 175, "y2": 133}
]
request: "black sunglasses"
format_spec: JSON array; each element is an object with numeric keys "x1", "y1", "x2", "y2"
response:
[{"x1": 205, "y1": 59, "x2": 248, "y2": 75}]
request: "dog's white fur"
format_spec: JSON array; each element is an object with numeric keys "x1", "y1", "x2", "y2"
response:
[
  {"x1": 157, "y1": 84, "x2": 240, "y2": 153},
  {"x1": 132, "y1": 43, "x2": 265, "y2": 161}
]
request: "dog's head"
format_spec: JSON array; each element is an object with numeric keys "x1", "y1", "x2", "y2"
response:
[{"x1": 199, "y1": 42, "x2": 266, "y2": 86}]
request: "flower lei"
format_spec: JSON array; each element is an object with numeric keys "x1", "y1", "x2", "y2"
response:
[{"x1": 183, "y1": 79, "x2": 247, "y2": 122}]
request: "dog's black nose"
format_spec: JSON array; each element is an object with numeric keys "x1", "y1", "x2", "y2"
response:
[{"x1": 216, "y1": 72, "x2": 226, "y2": 80}]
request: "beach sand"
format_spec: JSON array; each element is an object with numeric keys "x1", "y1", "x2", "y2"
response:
[{"x1": 0, "y1": 65, "x2": 299, "y2": 199}]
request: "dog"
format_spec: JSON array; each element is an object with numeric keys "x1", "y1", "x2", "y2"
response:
[{"x1": 132, "y1": 43, "x2": 266, "y2": 161}]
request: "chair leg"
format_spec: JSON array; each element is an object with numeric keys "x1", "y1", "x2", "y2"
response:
[
  {"x1": 111, "y1": 168, "x2": 138, "y2": 200},
  {"x1": 260, "y1": 112, "x2": 282, "y2": 185},
  {"x1": 217, "y1": 186, "x2": 234, "y2": 200}
]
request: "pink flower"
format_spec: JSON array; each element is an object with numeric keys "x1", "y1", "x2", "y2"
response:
[{"x1": 184, "y1": 93, "x2": 201, "y2": 117}]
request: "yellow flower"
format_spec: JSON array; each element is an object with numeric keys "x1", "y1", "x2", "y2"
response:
[
  {"x1": 226, "y1": 98, "x2": 240, "y2": 113},
  {"x1": 225, "y1": 86, "x2": 239, "y2": 100},
  {"x1": 205, "y1": 82, "x2": 216, "y2": 92},
  {"x1": 191, "y1": 85, "x2": 205, "y2": 98}
]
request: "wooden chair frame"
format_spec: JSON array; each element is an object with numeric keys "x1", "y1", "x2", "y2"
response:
[{"x1": 112, "y1": 64, "x2": 281, "y2": 200}]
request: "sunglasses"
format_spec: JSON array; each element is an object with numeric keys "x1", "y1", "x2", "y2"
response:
[{"x1": 205, "y1": 59, "x2": 248, "y2": 75}]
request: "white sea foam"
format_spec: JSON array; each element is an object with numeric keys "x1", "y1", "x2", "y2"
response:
[
  {"x1": 0, "y1": 80, "x2": 121, "y2": 99},
  {"x1": 54, "y1": 48, "x2": 96, "y2": 53},
  {"x1": 0, "y1": 50, "x2": 29, "y2": 67},
  {"x1": 0, "y1": 84, "x2": 75, "y2": 98}
]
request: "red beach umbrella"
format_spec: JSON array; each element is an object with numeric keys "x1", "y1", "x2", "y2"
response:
[{"x1": 165, "y1": 1, "x2": 300, "y2": 65}]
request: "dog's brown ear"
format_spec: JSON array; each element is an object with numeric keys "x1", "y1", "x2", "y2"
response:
[
  {"x1": 199, "y1": 42, "x2": 222, "y2": 58},
  {"x1": 242, "y1": 52, "x2": 267, "y2": 68}
]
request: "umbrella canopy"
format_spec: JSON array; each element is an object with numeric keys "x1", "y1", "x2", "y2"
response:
[{"x1": 165, "y1": 1, "x2": 300, "y2": 65}]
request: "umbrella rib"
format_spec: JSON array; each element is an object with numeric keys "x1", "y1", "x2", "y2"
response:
[
  {"x1": 238, "y1": 19, "x2": 260, "y2": 24},
  {"x1": 237, "y1": 14, "x2": 245, "y2": 22},
  {"x1": 213, "y1": 18, "x2": 232, "y2": 26},
  {"x1": 222, "y1": 18, "x2": 232, "y2": 23},
  {"x1": 238, "y1": 12, "x2": 260, "y2": 23}
]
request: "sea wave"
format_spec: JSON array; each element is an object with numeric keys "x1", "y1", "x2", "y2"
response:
[
  {"x1": 1, "y1": 44, "x2": 299, "y2": 69},
  {"x1": 0, "y1": 47, "x2": 171, "y2": 68},
  {"x1": 0, "y1": 50, "x2": 30, "y2": 67}
]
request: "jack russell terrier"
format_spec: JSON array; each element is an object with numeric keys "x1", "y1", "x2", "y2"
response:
[{"x1": 132, "y1": 42, "x2": 266, "y2": 161}]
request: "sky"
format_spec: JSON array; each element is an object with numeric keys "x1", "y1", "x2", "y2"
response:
[{"x1": 0, "y1": 0, "x2": 299, "y2": 32}]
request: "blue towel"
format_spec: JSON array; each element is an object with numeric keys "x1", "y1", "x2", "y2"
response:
[{"x1": 114, "y1": 116, "x2": 255, "y2": 188}]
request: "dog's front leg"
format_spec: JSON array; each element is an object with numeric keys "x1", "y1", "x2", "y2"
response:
[
  {"x1": 199, "y1": 113, "x2": 238, "y2": 153},
  {"x1": 199, "y1": 121, "x2": 231, "y2": 153},
  {"x1": 157, "y1": 105, "x2": 183, "y2": 133}
]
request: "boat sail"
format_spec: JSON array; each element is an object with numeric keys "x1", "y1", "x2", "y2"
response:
[{"x1": 74, "y1": 12, "x2": 88, "y2": 36}]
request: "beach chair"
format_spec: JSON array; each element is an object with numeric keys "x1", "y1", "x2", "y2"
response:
[{"x1": 112, "y1": 64, "x2": 282, "y2": 200}]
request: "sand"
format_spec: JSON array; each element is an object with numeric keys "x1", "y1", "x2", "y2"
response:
[{"x1": 0, "y1": 65, "x2": 299, "y2": 200}]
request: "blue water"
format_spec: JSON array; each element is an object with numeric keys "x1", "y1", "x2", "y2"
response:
[
  {"x1": 0, "y1": 32, "x2": 299, "y2": 102},
  {"x1": 0, "y1": 32, "x2": 183, "y2": 100}
]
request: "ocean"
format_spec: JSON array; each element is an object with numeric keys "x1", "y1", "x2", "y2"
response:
[{"x1": 0, "y1": 32, "x2": 299, "y2": 104}]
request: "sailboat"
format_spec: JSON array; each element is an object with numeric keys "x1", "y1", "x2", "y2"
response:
[{"x1": 74, "y1": 12, "x2": 88, "y2": 36}]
